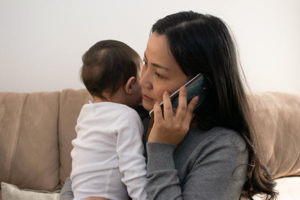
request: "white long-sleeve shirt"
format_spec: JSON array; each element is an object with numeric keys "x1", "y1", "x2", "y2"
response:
[{"x1": 70, "y1": 102, "x2": 147, "y2": 200}]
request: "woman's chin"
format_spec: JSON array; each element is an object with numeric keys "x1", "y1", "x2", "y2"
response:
[{"x1": 142, "y1": 101, "x2": 153, "y2": 111}]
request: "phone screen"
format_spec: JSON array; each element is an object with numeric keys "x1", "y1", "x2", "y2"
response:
[{"x1": 149, "y1": 73, "x2": 206, "y2": 119}]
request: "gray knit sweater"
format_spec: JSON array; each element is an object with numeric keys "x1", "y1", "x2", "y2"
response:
[{"x1": 146, "y1": 125, "x2": 248, "y2": 200}]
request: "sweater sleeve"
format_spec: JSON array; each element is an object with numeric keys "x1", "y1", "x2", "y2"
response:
[
  {"x1": 116, "y1": 110, "x2": 148, "y2": 200},
  {"x1": 60, "y1": 177, "x2": 74, "y2": 200},
  {"x1": 146, "y1": 131, "x2": 248, "y2": 200}
]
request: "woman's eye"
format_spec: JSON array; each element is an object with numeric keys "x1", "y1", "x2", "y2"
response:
[{"x1": 155, "y1": 72, "x2": 163, "y2": 78}]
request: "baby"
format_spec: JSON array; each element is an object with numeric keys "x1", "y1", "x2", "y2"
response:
[{"x1": 70, "y1": 40, "x2": 147, "y2": 200}]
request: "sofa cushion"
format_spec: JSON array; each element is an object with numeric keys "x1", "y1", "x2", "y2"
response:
[
  {"x1": 249, "y1": 92, "x2": 300, "y2": 178},
  {"x1": 0, "y1": 92, "x2": 60, "y2": 191},
  {"x1": 58, "y1": 89, "x2": 91, "y2": 186},
  {"x1": 1, "y1": 182, "x2": 59, "y2": 200}
]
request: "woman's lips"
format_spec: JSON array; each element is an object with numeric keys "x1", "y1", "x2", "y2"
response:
[{"x1": 142, "y1": 94, "x2": 153, "y2": 102}]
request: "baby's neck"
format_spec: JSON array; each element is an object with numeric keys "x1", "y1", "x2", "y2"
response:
[
  {"x1": 93, "y1": 89, "x2": 125, "y2": 105},
  {"x1": 93, "y1": 96, "x2": 106, "y2": 103}
]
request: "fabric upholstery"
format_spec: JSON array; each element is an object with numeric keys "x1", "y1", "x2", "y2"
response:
[
  {"x1": 58, "y1": 89, "x2": 91, "y2": 186},
  {"x1": 0, "y1": 92, "x2": 60, "y2": 191},
  {"x1": 1, "y1": 182, "x2": 59, "y2": 200},
  {"x1": 249, "y1": 92, "x2": 300, "y2": 178}
]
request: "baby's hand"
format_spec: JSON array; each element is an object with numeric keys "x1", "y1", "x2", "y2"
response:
[{"x1": 148, "y1": 86, "x2": 198, "y2": 145}]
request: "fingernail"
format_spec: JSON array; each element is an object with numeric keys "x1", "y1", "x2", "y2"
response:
[{"x1": 181, "y1": 86, "x2": 186, "y2": 92}]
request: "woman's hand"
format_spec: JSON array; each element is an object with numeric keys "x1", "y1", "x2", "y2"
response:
[{"x1": 148, "y1": 86, "x2": 199, "y2": 145}]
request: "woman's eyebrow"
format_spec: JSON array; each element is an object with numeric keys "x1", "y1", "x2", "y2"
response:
[
  {"x1": 144, "y1": 52, "x2": 169, "y2": 71},
  {"x1": 152, "y1": 63, "x2": 169, "y2": 71}
]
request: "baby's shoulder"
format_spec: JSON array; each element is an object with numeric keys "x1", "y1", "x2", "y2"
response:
[{"x1": 110, "y1": 104, "x2": 143, "y2": 128}]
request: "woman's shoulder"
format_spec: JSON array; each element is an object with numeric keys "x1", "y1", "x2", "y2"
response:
[
  {"x1": 176, "y1": 126, "x2": 248, "y2": 163},
  {"x1": 208, "y1": 127, "x2": 247, "y2": 150},
  {"x1": 190, "y1": 126, "x2": 246, "y2": 149}
]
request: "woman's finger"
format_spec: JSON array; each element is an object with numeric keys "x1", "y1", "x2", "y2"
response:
[
  {"x1": 183, "y1": 96, "x2": 199, "y2": 124},
  {"x1": 153, "y1": 101, "x2": 163, "y2": 123},
  {"x1": 175, "y1": 86, "x2": 187, "y2": 119},
  {"x1": 163, "y1": 91, "x2": 173, "y2": 120},
  {"x1": 187, "y1": 96, "x2": 199, "y2": 114}
]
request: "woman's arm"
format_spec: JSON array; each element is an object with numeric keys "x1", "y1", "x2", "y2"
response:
[{"x1": 146, "y1": 142, "x2": 180, "y2": 199}]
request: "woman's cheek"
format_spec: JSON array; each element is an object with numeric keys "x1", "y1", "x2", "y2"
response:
[{"x1": 156, "y1": 90, "x2": 166, "y2": 102}]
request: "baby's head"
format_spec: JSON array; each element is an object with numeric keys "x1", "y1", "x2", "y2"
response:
[{"x1": 81, "y1": 40, "x2": 142, "y2": 107}]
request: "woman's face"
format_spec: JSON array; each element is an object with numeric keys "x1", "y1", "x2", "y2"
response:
[{"x1": 140, "y1": 32, "x2": 189, "y2": 111}]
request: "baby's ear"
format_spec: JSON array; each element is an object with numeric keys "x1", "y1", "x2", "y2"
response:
[{"x1": 124, "y1": 76, "x2": 137, "y2": 95}]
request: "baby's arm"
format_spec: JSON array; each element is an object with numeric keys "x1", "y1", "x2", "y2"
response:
[
  {"x1": 60, "y1": 178, "x2": 110, "y2": 200},
  {"x1": 116, "y1": 110, "x2": 147, "y2": 200}
]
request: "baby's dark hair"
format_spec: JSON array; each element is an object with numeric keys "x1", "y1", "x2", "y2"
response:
[{"x1": 81, "y1": 40, "x2": 141, "y2": 99}]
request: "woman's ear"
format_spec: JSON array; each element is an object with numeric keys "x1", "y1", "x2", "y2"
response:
[{"x1": 124, "y1": 76, "x2": 137, "y2": 95}]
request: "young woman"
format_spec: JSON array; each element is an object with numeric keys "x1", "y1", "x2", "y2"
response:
[
  {"x1": 61, "y1": 11, "x2": 277, "y2": 200},
  {"x1": 142, "y1": 11, "x2": 276, "y2": 200}
]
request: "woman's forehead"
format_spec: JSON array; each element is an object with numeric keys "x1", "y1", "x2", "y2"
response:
[
  {"x1": 146, "y1": 33, "x2": 169, "y2": 52},
  {"x1": 145, "y1": 33, "x2": 179, "y2": 72}
]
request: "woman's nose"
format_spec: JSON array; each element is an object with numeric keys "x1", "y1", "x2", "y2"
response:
[{"x1": 140, "y1": 68, "x2": 153, "y2": 90}]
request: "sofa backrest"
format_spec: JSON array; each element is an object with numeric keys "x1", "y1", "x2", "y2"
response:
[
  {"x1": 58, "y1": 89, "x2": 91, "y2": 186},
  {"x1": 248, "y1": 92, "x2": 300, "y2": 178},
  {"x1": 0, "y1": 89, "x2": 91, "y2": 192},
  {"x1": 0, "y1": 89, "x2": 299, "y2": 192},
  {"x1": 0, "y1": 91, "x2": 60, "y2": 191}
]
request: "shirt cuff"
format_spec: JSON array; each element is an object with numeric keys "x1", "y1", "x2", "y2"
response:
[{"x1": 146, "y1": 142, "x2": 177, "y2": 172}]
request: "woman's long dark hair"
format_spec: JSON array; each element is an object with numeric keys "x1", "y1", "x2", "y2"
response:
[{"x1": 152, "y1": 11, "x2": 277, "y2": 200}]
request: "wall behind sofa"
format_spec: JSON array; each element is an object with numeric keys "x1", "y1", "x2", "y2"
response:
[{"x1": 0, "y1": 0, "x2": 299, "y2": 94}]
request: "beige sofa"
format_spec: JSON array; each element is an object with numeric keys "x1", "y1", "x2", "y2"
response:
[{"x1": 0, "y1": 89, "x2": 299, "y2": 199}]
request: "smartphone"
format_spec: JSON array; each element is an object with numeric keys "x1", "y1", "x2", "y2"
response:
[{"x1": 149, "y1": 73, "x2": 206, "y2": 119}]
